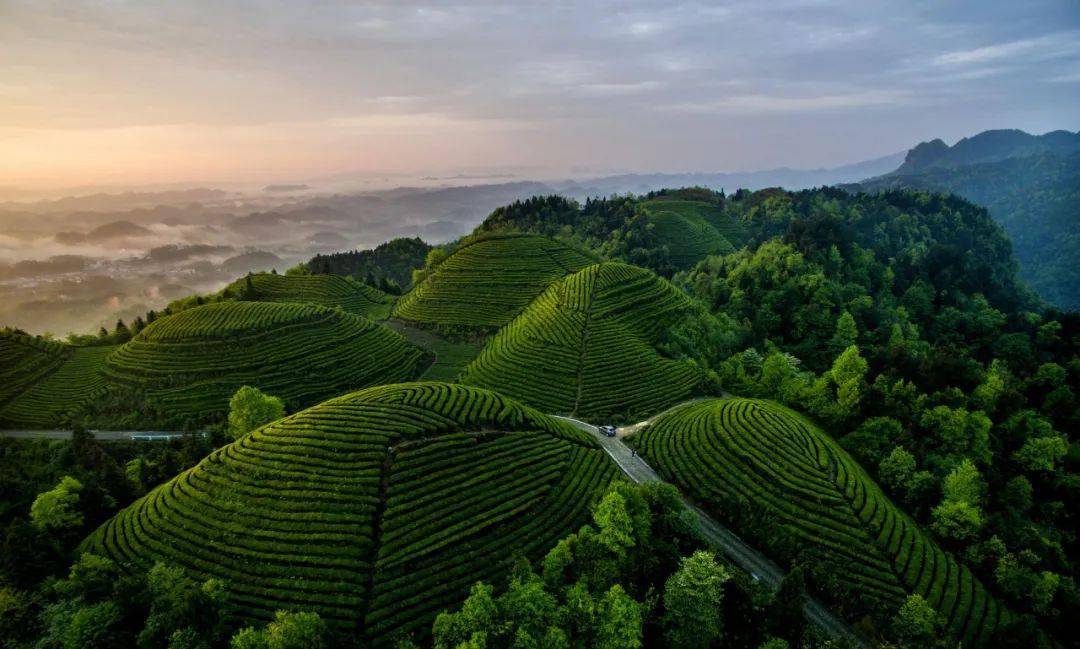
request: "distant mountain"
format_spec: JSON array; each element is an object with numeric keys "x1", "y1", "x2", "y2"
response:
[
  {"x1": 552, "y1": 151, "x2": 905, "y2": 199},
  {"x1": 891, "y1": 129, "x2": 1080, "y2": 174},
  {"x1": 850, "y1": 129, "x2": 1080, "y2": 311}
]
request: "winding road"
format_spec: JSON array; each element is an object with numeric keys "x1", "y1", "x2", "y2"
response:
[
  {"x1": 4, "y1": 409, "x2": 867, "y2": 645},
  {"x1": 552, "y1": 413, "x2": 869, "y2": 648}
]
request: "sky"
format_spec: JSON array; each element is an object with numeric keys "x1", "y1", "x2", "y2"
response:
[{"x1": 1, "y1": 0, "x2": 1078, "y2": 189}]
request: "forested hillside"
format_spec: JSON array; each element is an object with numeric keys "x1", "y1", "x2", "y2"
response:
[
  {"x1": 1, "y1": 184, "x2": 1076, "y2": 648},
  {"x1": 851, "y1": 151, "x2": 1080, "y2": 310},
  {"x1": 469, "y1": 185, "x2": 1077, "y2": 643}
]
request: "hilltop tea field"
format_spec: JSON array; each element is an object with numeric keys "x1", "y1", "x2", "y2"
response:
[
  {"x1": 82, "y1": 383, "x2": 620, "y2": 642},
  {"x1": 224, "y1": 272, "x2": 395, "y2": 320},
  {"x1": 392, "y1": 233, "x2": 597, "y2": 333},
  {"x1": 103, "y1": 302, "x2": 428, "y2": 424},
  {"x1": 630, "y1": 398, "x2": 1010, "y2": 646},
  {"x1": 639, "y1": 197, "x2": 746, "y2": 269},
  {"x1": 461, "y1": 262, "x2": 722, "y2": 420}
]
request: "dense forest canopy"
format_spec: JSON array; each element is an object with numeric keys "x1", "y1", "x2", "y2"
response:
[{"x1": 851, "y1": 151, "x2": 1080, "y2": 311}]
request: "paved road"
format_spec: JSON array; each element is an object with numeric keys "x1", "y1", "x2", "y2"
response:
[
  {"x1": 553, "y1": 414, "x2": 869, "y2": 648},
  {"x1": 0, "y1": 430, "x2": 195, "y2": 441}
]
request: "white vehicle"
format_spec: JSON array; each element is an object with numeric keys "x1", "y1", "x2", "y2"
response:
[{"x1": 598, "y1": 425, "x2": 617, "y2": 437}]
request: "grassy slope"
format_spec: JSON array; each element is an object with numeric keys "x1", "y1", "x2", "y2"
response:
[
  {"x1": 630, "y1": 397, "x2": 1008, "y2": 645},
  {"x1": 83, "y1": 382, "x2": 619, "y2": 641}
]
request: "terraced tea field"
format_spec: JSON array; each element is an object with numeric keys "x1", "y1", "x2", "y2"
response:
[
  {"x1": 640, "y1": 198, "x2": 748, "y2": 268},
  {"x1": 461, "y1": 262, "x2": 712, "y2": 420},
  {"x1": 104, "y1": 302, "x2": 427, "y2": 424},
  {"x1": 0, "y1": 345, "x2": 117, "y2": 428},
  {"x1": 631, "y1": 398, "x2": 1008, "y2": 645},
  {"x1": 82, "y1": 382, "x2": 619, "y2": 641},
  {"x1": 225, "y1": 272, "x2": 394, "y2": 319},
  {"x1": 392, "y1": 233, "x2": 597, "y2": 332},
  {"x1": 0, "y1": 332, "x2": 69, "y2": 409}
]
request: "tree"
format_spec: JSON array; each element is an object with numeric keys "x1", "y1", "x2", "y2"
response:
[
  {"x1": 139, "y1": 562, "x2": 229, "y2": 648},
  {"x1": 265, "y1": 611, "x2": 327, "y2": 649},
  {"x1": 890, "y1": 594, "x2": 940, "y2": 646},
  {"x1": 662, "y1": 551, "x2": 731, "y2": 648},
  {"x1": 1013, "y1": 435, "x2": 1068, "y2": 472},
  {"x1": 558, "y1": 581, "x2": 596, "y2": 643},
  {"x1": 433, "y1": 582, "x2": 497, "y2": 649},
  {"x1": 63, "y1": 601, "x2": 123, "y2": 649},
  {"x1": 425, "y1": 247, "x2": 450, "y2": 269},
  {"x1": 232, "y1": 610, "x2": 328, "y2": 649},
  {"x1": 830, "y1": 310, "x2": 858, "y2": 353},
  {"x1": 230, "y1": 627, "x2": 268, "y2": 649},
  {"x1": 768, "y1": 566, "x2": 805, "y2": 643},
  {"x1": 994, "y1": 554, "x2": 1061, "y2": 615},
  {"x1": 972, "y1": 359, "x2": 1009, "y2": 412},
  {"x1": 920, "y1": 406, "x2": 991, "y2": 465},
  {"x1": 941, "y1": 458, "x2": 984, "y2": 505},
  {"x1": 879, "y1": 447, "x2": 916, "y2": 493},
  {"x1": 841, "y1": 417, "x2": 903, "y2": 465},
  {"x1": 594, "y1": 585, "x2": 642, "y2": 649},
  {"x1": 30, "y1": 476, "x2": 84, "y2": 531},
  {"x1": 932, "y1": 501, "x2": 984, "y2": 543},
  {"x1": 499, "y1": 573, "x2": 557, "y2": 640},
  {"x1": 931, "y1": 459, "x2": 985, "y2": 542},
  {"x1": 1002, "y1": 476, "x2": 1033, "y2": 513},
  {"x1": 227, "y1": 386, "x2": 285, "y2": 440},
  {"x1": 828, "y1": 345, "x2": 868, "y2": 421},
  {"x1": 593, "y1": 491, "x2": 635, "y2": 553},
  {"x1": 114, "y1": 319, "x2": 131, "y2": 343}
]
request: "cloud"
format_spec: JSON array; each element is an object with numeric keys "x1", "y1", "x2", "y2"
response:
[
  {"x1": 0, "y1": 0, "x2": 1077, "y2": 185},
  {"x1": 934, "y1": 30, "x2": 1080, "y2": 67},
  {"x1": 661, "y1": 89, "x2": 913, "y2": 114},
  {"x1": 575, "y1": 81, "x2": 663, "y2": 97}
]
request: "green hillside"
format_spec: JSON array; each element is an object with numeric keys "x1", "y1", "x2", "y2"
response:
[
  {"x1": 0, "y1": 331, "x2": 69, "y2": 409},
  {"x1": 851, "y1": 151, "x2": 1080, "y2": 310},
  {"x1": 631, "y1": 398, "x2": 1009, "y2": 645},
  {"x1": 0, "y1": 344, "x2": 116, "y2": 428},
  {"x1": 103, "y1": 302, "x2": 427, "y2": 424},
  {"x1": 640, "y1": 198, "x2": 741, "y2": 268},
  {"x1": 392, "y1": 233, "x2": 597, "y2": 333},
  {"x1": 461, "y1": 262, "x2": 720, "y2": 420},
  {"x1": 225, "y1": 272, "x2": 394, "y2": 319},
  {"x1": 82, "y1": 382, "x2": 619, "y2": 641},
  {"x1": 474, "y1": 191, "x2": 750, "y2": 277}
]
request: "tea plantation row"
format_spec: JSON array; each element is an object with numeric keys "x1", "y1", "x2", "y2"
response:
[
  {"x1": 105, "y1": 302, "x2": 428, "y2": 423},
  {"x1": 392, "y1": 233, "x2": 597, "y2": 332},
  {"x1": 460, "y1": 262, "x2": 711, "y2": 420},
  {"x1": 225, "y1": 272, "x2": 394, "y2": 319},
  {"x1": 82, "y1": 383, "x2": 619, "y2": 642},
  {"x1": 630, "y1": 398, "x2": 1009, "y2": 646}
]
